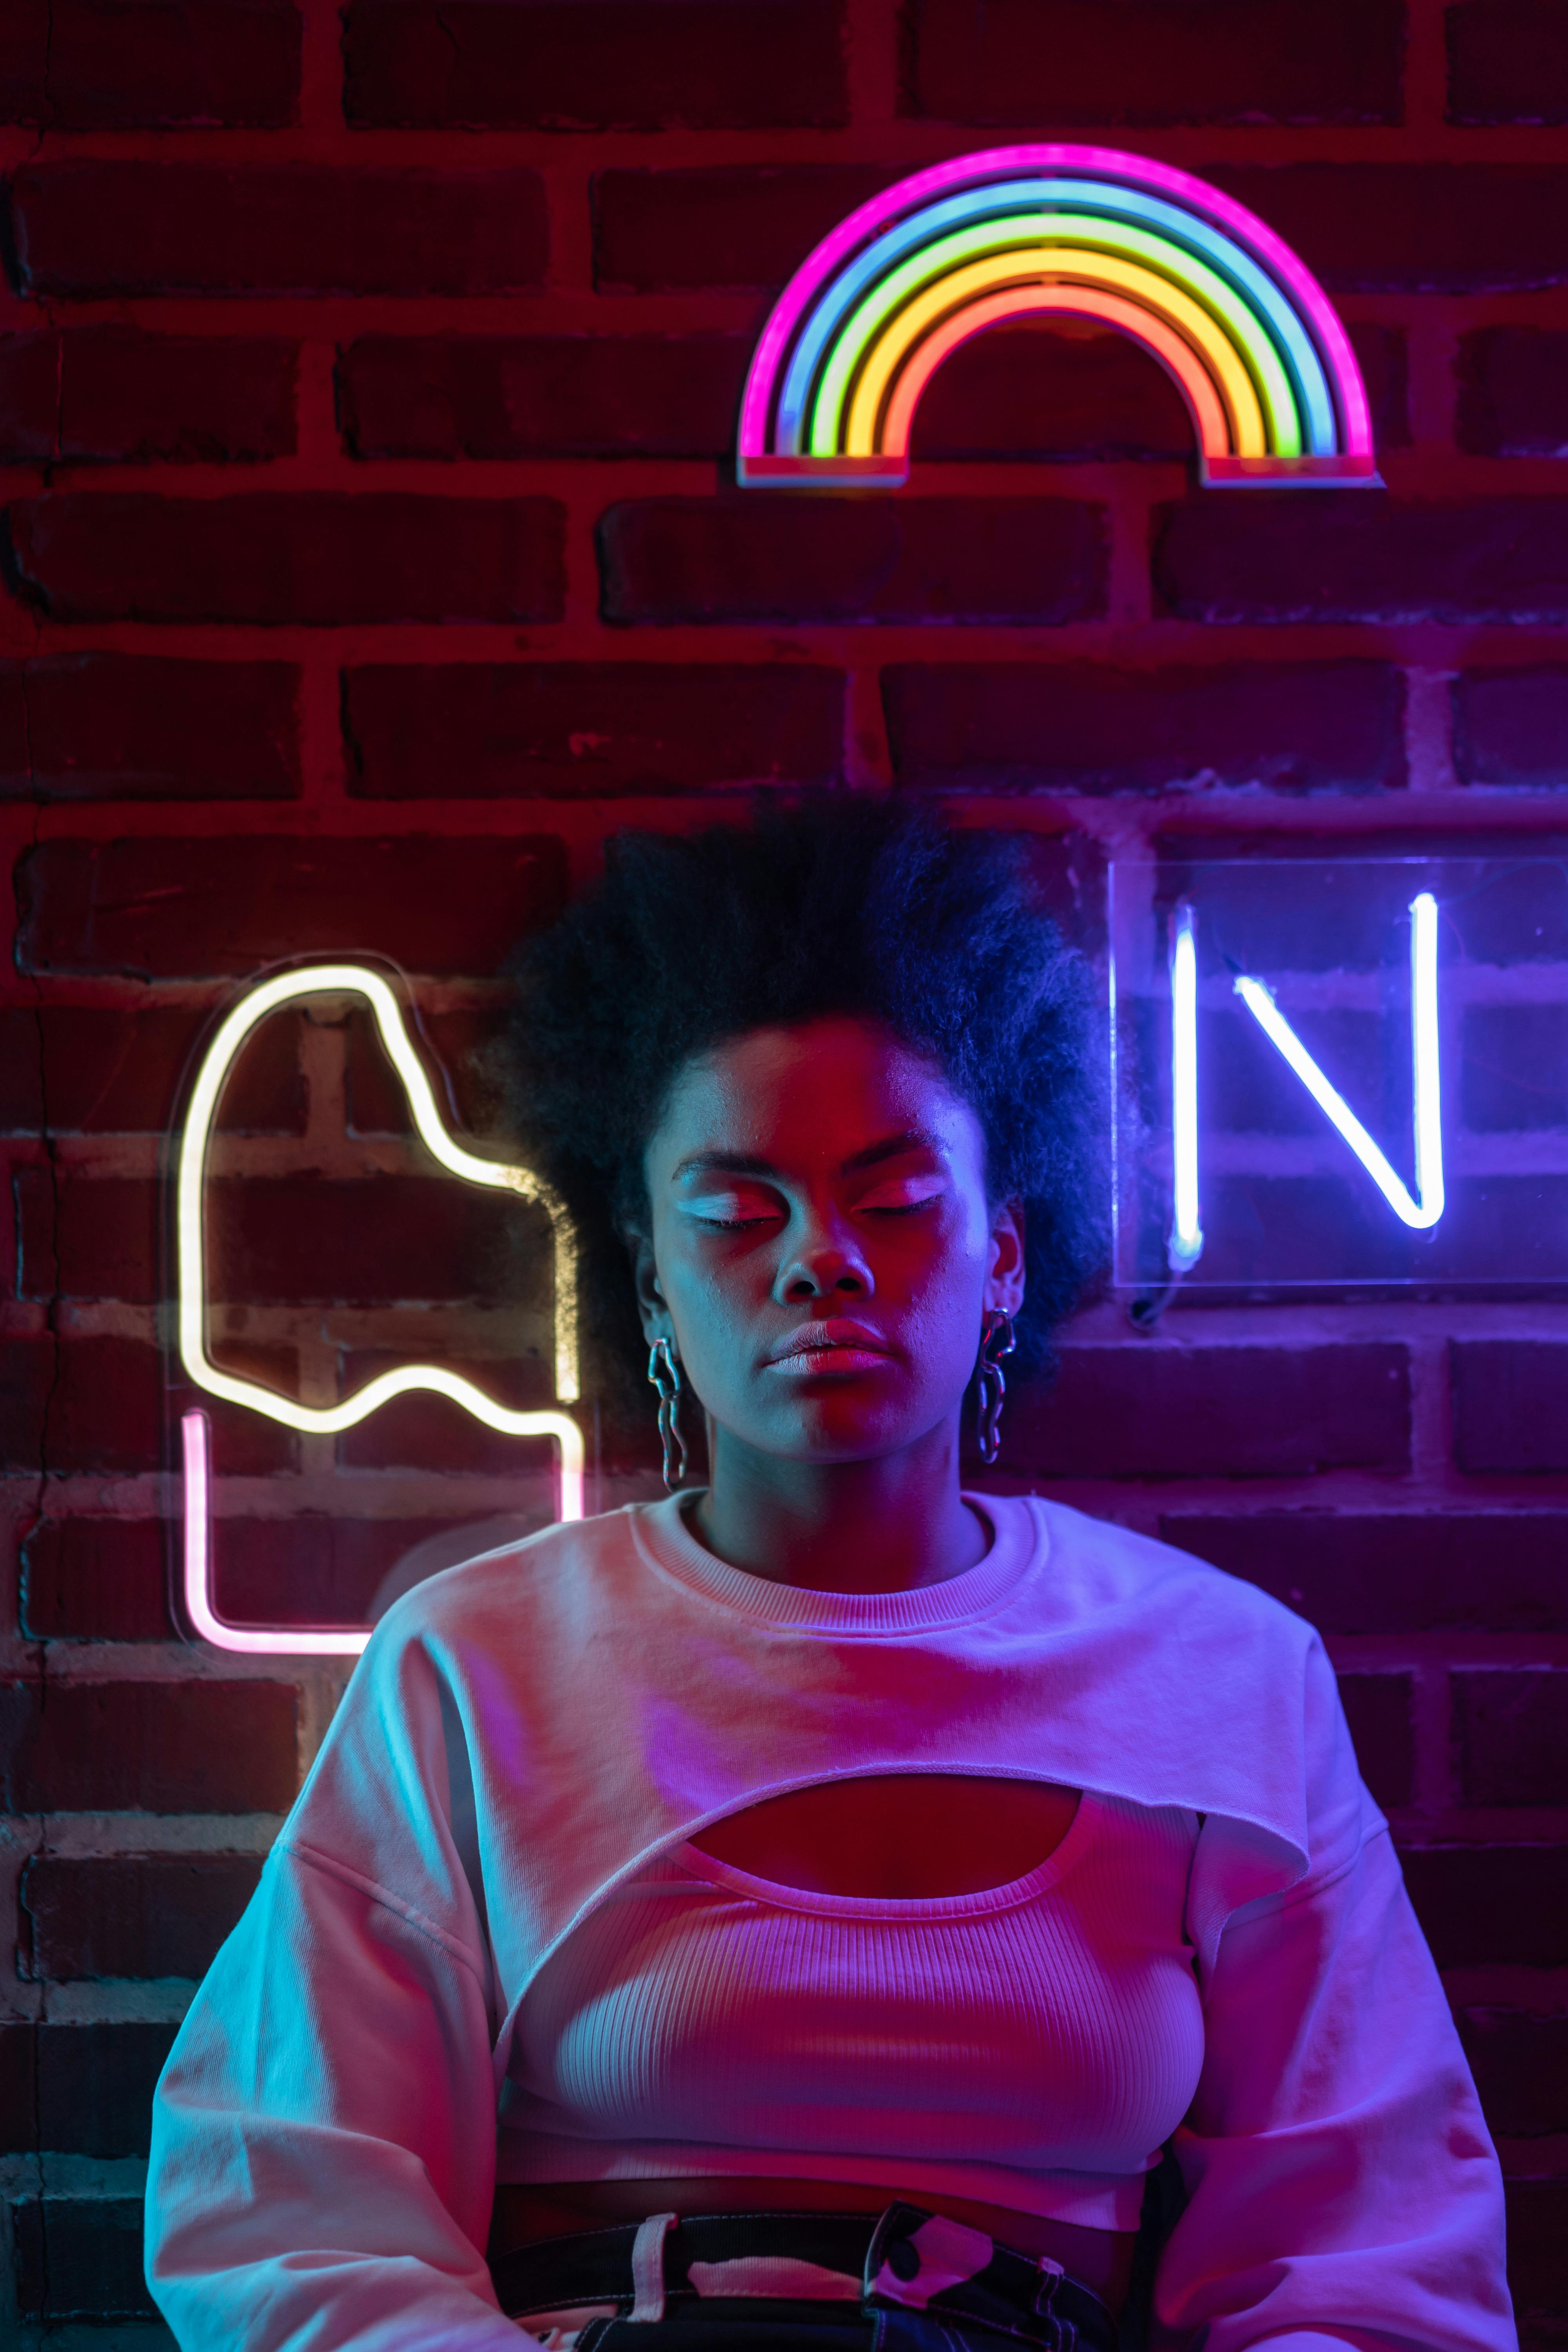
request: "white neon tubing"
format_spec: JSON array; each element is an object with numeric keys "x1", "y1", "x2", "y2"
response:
[
  {"x1": 177, "y1": 962, "x2": 581, "y2": 1425},
  {"x1": 1233, "y1": 893, "x2": 1444, "y2": 1231},
  {"x1": 1169, "y1": 905, "x2": 1203, "y2": 1272},
  {"x1": 181, "y1": 1408, "x2": 583, "y2": 1657}
]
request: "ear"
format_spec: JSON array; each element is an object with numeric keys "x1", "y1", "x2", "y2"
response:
[
  {"x1": 626, "y1": 1225, "x2": 674, "y2": 1348},
  {"x1": 984, "y1": 1199, "x2": 1026, "y2": 1317}
]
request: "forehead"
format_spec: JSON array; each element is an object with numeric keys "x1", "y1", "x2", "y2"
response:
[{"x1": 649, "y1": 1016, "x2": 982, "y2": 1169}]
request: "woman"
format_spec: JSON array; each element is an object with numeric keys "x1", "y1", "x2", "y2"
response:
[{"x1": 145, "y1": 808, "x2": 1514, "y2": 2352}]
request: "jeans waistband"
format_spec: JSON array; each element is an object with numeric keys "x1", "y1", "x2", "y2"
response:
[{"x1": 489, "y1": 2201, "x2": 1119, "y2": 2352}]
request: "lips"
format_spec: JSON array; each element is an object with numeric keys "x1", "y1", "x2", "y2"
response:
[{"x1": 763, "y1": 1319, "x2": 897, "y2": 1372}]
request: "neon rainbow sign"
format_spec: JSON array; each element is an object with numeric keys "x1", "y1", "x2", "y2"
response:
[
  {"x1": 739, "y1": 145, "x2": 1378, "y2": 489},
  {"x1": 176, "y1": 962, "x2": 584, "y2": 1656}
]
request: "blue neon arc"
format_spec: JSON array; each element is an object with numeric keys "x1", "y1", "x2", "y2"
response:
[
  {"x1": 1232, "y1": 893, "x2": 1445, "y2": 1234},
  {"x1": 773, "y1": 176, "x2": 1339, "y2": 457}
]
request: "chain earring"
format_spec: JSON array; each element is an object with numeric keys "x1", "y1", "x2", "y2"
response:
[
  {"x1": 646, "y1": 1337, "x2": 689, "y2": 1492},
  {"x1": 975, "y1": 1309, "x2": 1016, "y2": 1466}
]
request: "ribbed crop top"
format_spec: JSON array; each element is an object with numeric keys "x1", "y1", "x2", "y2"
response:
[{"x1": 498, "y1": 1789, "x2": 1206, "y2": 2234}]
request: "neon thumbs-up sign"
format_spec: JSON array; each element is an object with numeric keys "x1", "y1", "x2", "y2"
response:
[{"x1": 176, "y1": 961, "x2": 584, "y2": 1656}]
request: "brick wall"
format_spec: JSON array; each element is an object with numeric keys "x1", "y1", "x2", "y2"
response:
[{"x1": 3, "y1": 0, "x2": 1568, "y2": 2339}]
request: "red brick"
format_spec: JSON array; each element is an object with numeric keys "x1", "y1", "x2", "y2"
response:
[
  {"x1": 1453, "y1": 667, "x2": 1568, "y2": 787},
  {"x1": 20, "y1": 1518, "x2": 173, "y2": 1642},
  {"x1": 36, "y1": 2020, "x2": 179, "y2": 2155},
  {"x1": 33, "y1": 1001, "x2": 308, "y2": 1134},
  {"x1": 2, "y1": 1677, "x2": 297, "y2": 1813},
  {"x1": 40, "y1": 1169, "x2": 513, "y2": 1317},
  {"x1": 210, "y1": 1511, "x2": 544, "y2": 1626},
  {"x1": 1453, "y1": 1341, "x2": 1568, "y2": 1473},
  {"x1": 16, "y1": 833, "x2": 567, "y2": 978},
  {"x1": 1454, "y1": 1672, "x2": 1568, "y2": 1808},
  {"x1": 344, "y1": 0, "x2": 846, "y2": 127},
  {"x1": 338, "y1": 333, "x2": 751, "y2": 460},
  {"x1": 0, "y1": 330, "x2": 61, "y2": 461},
  {"x1": 1506, "y1": 2179, "x2": 1568, "y2": 2334},
  {"x1": 1457, "y1": 2008, "x2": 1568, "y2": 2139},
  {"x1": 0, "y1": 655, "x2": 299, "y2": 801},
  {"x1": 1207, "y1": 165, "x2": 1568, "y2": 292},
  {"x1": 1, "y1": 1335, "x2": 53, "y2": 1470},
  {"x1": 905, "y1": 321, "x2": 1191, "y2": 463},
  {"x1": 20, "y1": 1852, "x2": 262, "y2": 1979},
  {"x1": 1160, "y1": 1513, "x2": 1568, "y2": 1635},
  {"x1": 1000, "y1": 1344, "x2": 1410, "y2": 1479},
  {"x1": 884, "y1": 660, "x2": 1403, "y2": 792},
  {"x1": 8, "y1": 162, "x2": 549, "y2": 298},
  {"x1": 0, "y1": 2020, "x2": 36, "y2": 2149},
  {"x1": 1337, "y1": 1673, "x2": 1412, "y2": 1811},
  {"x1": 900, "y1": 0, "x2": 1401, "y2": 125},
  {"x1": 344, "y1": 1002, "x2": 508, "y2": 1135},
  {"x1": 0, "y1": 0, "x2": 299, "y2": 128},
  {"x1": 1447, "y1": 1, "x2": 1568, "y2": 125},
  {"x1": 599, "y1": 497, "x2": 1106, "y2": 626},
  {"x1": 44, "y1": 1336, "x2": 160, "y2": 1475},
  {"x1": 593, "y1": 164, "x2": 897, "y2": 291},
  {"x1": 6, "y1": 493, "x2": 566, "y2": 626},
  {"x1": 1398, "y1": 1844, "x2": 1568, "y2": 1967},
  {"x1": 0, "y1": 329, "x2": 296, "y2": 466},
  {"x1": 14, "y1": 2195, "x2": 157, "y2": 2320},
  {"x1": 171, "y1": 1363, "x2": 302, "y2": 1476},
  {"x1": 1154, "y1": 494, "x2": 1568, "y2": 625},
  {"x1": 13, "y1": 1166, "x2": 56, "y2": 1298},
  {"x1": 1348, "y1": 322, "x2": 1411, "y2": 451},
  {"x1": 1457, "y1": 329, "x2": 1568, "y2": 459},
  {"x1": 343, "y1": 662, "x2": 846, "y2": 796},
  {"x1": 0, "y1": 1008, "x2": 44, "y2": 1129},
  {"x1": 338, "y1": 1360, "x2": 565, "y2": 1472},
  {"x1": 206, "y1": 1173, "x2": 554, "y2": 1305},
  {"x1": 17, "y1": 1172, "x2": 162, "y2": 1303}
]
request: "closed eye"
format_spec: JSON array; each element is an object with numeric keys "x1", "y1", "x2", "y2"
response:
[
  {"x1": 681, "y1": 1188, "x2": 786, "y2": 1230},
  {"x1": 857, "y1": 1177, "x2": 948, "y2": 1215}
]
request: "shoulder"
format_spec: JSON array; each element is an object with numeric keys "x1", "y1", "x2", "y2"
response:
[
  {"x1": 1007, "y1": 1492, "x2": 1319, "y2": 1654},
  {"x1": 370, "y1": 1505, "x2": 644, "y2": 1657}
]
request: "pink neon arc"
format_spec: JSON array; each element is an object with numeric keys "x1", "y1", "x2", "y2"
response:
[
  {"x1": 181, "y1": 1408, "x2": 585, "y2": 1657},
  {"x1": 737, "y1": 143, "x2": 1372, "y2": 464}
]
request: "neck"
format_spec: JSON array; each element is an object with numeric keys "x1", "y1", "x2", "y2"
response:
[{"x1": 691, "y1": 1416, "x2": 987, "y2": 1594}]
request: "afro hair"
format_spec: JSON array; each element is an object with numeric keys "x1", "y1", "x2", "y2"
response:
[{"x1": 503, "y1": 801, "x2": 1109, "y2": 1414}]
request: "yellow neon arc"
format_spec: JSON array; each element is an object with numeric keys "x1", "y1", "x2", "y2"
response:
[
  {"x1": 177, "y1": 962, "x2": 582, "y2": 1430},
  {"x1": 844, "y1": 248, "x2": 1267, "y2": 459}
]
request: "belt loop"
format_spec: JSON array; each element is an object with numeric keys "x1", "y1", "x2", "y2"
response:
[{"x1": 630, "y1": 2211, "x2": 677, "y2": 2323}]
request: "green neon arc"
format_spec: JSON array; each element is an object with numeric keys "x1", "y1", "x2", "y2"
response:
[{"x1": 806, "y1": 212, "x2": 1304, "y2": 459}]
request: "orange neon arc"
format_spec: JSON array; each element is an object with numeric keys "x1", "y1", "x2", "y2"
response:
[{"x1": 880, "y1": 283, "x2": 1232, "y2": 466}]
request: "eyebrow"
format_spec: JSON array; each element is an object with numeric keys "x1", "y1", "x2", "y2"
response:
[{"x1": 670, "y1": 1129, "x2": 947, "y2": 1184}]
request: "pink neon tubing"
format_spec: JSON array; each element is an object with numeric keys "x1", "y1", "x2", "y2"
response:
[
  {"x1": 879, "y1": 284, "x2": 1232, "y2": 461},
  {"x1": 738, "y1": 144, "x2": 1372, "y2": 462},
  {"x1": 181, "y1": 1408, "x2": 584, "y2": 1657}
]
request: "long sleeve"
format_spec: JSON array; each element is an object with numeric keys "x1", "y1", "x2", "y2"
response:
[
  {"x1": 1158, "y1": 1643, "x2": 1515, "y2": 2352},
  {"x1": 144, "y1": 1624, "x2": 522, "y2": 2350}
]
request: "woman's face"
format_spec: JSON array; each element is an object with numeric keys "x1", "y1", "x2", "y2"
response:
[{"x1": 633, "y1": 1016, "x2": 1024, "y2": 1466}]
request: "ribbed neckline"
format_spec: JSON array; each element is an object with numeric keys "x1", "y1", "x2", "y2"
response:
[
  {"x1": 669, "y1": 1792, "x2": 1098, "y2": 1922},
  {"x1": 629, "y1": 1489, "x2": 1043, "y2": 1635}
]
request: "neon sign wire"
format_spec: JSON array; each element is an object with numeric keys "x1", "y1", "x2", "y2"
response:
[
  {"x1": 177, "y1": 962, "x2": 584, "y2": 1656},
  {"x1": 1168, "y1": 904, "x2": 1203, "y2": 1273},
  {"x1": 1170, "y1": 891, "x2": 1444, "y2": 1274}
]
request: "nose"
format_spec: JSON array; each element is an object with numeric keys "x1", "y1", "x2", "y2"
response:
[{"x1": 774, "y1": 1207, "x2": 874, "y2": 1302}]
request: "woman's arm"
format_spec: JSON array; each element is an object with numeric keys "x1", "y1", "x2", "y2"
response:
[
  {"x1": 1158, "y1": 1647, "x2": 1515, "y2": 2352},
  {"x1": 144, "y1": 1620, "x2": 522, "y2": 2350}
]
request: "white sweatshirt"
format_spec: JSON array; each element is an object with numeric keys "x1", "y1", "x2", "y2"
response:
[{"x1": 145, "y1": 1492, "x2": 1515, "y2": 2352}]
